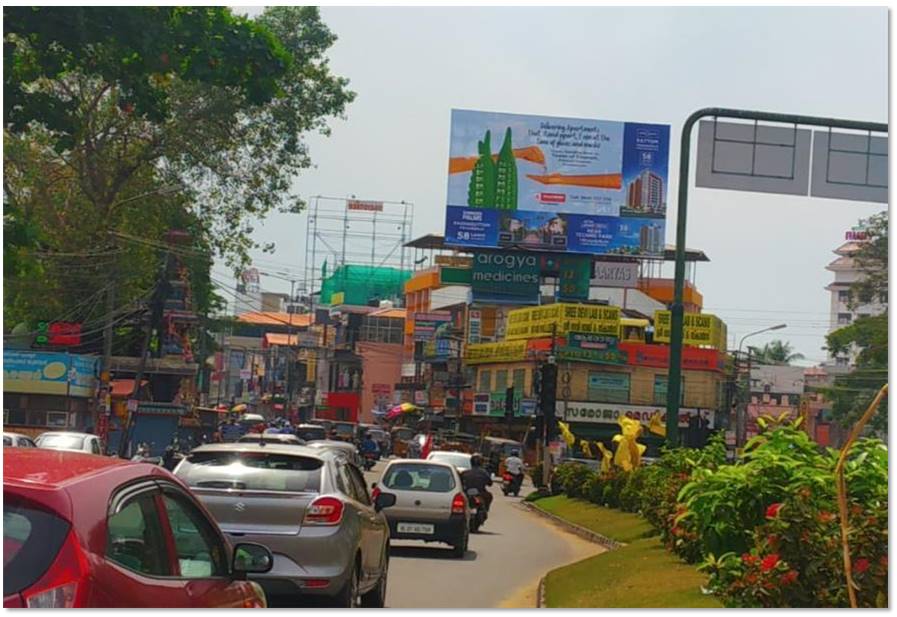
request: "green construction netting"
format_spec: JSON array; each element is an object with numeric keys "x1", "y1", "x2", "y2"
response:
[{"x1": 319, "y1": 265, "x2": 412, "y2": 306}]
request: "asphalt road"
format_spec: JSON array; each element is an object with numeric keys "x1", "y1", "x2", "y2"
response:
[{"x1": 364, "y1": 459, "x2": 602, "y2": 609}]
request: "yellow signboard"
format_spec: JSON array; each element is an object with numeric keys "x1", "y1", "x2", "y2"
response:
[
  {"x1": 653, "y1": 311, "x2": 726, "y2": 349},
  {"x1": 506, "y1": 303, "x2": 621, "y2": 340},
  {"x1": 331, "y1": 291, "x2": 345, "y2": 306},
  {"x1": 463, "y1": 340, "x2": 528, "y2": 365}
]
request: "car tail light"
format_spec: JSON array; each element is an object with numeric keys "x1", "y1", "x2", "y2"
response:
[
  {"x1": 304, "y1": 496, "x2": 344, "y2": 526},
  {"x1": 22, "y1": 530, "x2": 89, "y2": 608},
  {"x1": 451, "y1": 493, "x2": 466, "y2": 515},
  {"x1": 371, "y1": 486, "x2": 381, "y2": 502},
  {"x1": 303, "y1": 579, "x2": 330, "y2": 589}
]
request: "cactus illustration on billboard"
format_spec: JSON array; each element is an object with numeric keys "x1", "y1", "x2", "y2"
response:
[
  {"x1": 494, "y1": 127, "x2": 518, "y2": 210},
  {"x1": 467, "y1": 130, "x2": 496, "y2": 207}
]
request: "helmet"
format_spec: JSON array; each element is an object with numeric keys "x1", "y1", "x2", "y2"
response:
[
  {"x1": 470, "y1": 454, "x2": 483, "y2": 468},
  {"x1": 511, "y1": 449, "x2": 520, "y2": 457}
]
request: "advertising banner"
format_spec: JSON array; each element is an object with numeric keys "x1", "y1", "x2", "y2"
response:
[
  {"x1": 473, "y1": 393, "x2": 491, "y2": 415},
  {"x1": 619, "y1": 342, "x2": 725, "y2": 372},
  {"x1": 3, "y1": 350, "x2": 98, "y2": 397},
  {"x1": 506, "y1": 303, "x2": 621, "y2": 340},
  {"x1": 444, "y1": 109, "x2": 670, "y2": 256},
  {"x1": 557, "y1": 255, "x2": 591, "y2": 301},
  {"x1": 435, "y1": 255, "x2": 473, "y2": 268},
  {"x1": 468, "y1": 310, "x2": 482, "y2": 344},
  {"x1": 439, "y1": 266, "x2": 473, "y2": 286},
  {"x1": 471, "y1": 251, "x2": 540, "y2": 305},
  {"x1": 559, "y1": 333, "x2": 627, "y2": 365},
  {"x1": 653, "y1": 311, "x2": 726, "y2": 349},
  {"x1": 593, "y1": 261, "x2": 639, "y2": 288},
  {"x1": 464, "y1": 340, "x2": 528, "y2": 365},
  {"x1": 561, "y1": 401, "x2": 715, "y2": 429},
  {"x1": 413, "y1": 312, "x2": 452, "y2": 341}
]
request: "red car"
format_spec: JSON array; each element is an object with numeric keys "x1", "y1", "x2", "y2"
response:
[{"x1": 3, "y1": 449, "x2": 273, "y2": 608}]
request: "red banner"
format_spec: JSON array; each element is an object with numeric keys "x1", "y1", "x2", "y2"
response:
[{"x1": 619, "y1": 342, "x2": 724, "y2": 372}]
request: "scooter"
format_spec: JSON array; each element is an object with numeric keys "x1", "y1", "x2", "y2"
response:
[
  {"x1": 501, "y1": 471, "x2": 524, "y2": 497},
  {"x1": 465, "y1": 488, "x2": 488, "y2": 533}
]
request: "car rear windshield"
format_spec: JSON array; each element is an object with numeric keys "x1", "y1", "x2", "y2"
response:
[
  {"x1": 296, "y1": 427, "x2": 326, "y2": 441},
  {"x1": 176, "y1": 451, "x2": 323, "y2": 493},
  {"x1": 333, "y1": 423, "x2": 355, "y2": 434},
  {"x1": 36, "y1": 434, "x2": 85, "y2": 450},
  {"x1": 4, "y1": 496, "x2": 71, "y2": 595},
  {"x1": 382, "y1": 464, "x2": 456, "y2": 493}
]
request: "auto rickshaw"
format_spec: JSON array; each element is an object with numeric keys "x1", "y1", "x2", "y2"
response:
[
  {"x1": 480, "y1": 436, "x2": 524, "y2": 476},
  {"x1": 390, "y1": 426, "x2": 416, "y2": 458}
]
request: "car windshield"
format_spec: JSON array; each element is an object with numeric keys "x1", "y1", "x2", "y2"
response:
[
  {"x1": 296, "y1": 427, "x2": 326, "y2": 441},
  {"x1": 382, "y1": 464, "x2": 456, "y2": 493},
  {"x1": 427, "y1": 452, "x2": 471, "y2": 469},
  {"x1": 4, "y1": 497, "x2": 71, "y2": 595},
  {"x1": 333, "y1": 423, "x2": 354, "y2": 434},
  {"x1": 3, "y1": 436, "x2": 11, "y2": 446},
  {"x1": 176, "y1": 451, "x2": 323, "y2": 492},
  {"x1": 36, "y1": 434, "x2": 85, "y2": 450}
]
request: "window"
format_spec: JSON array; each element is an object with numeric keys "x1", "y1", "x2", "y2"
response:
[
  {"x1": 838, "y1": 290, "x2": 850, "y2": 303},
  {"x1": 162, "y1": 494, "x2": 227, "y2": 578},
  {"x1": 382, "y1": 464, "x2": 456, "y2": 493},
  {"x1": 90, "y1": 438, "x2": 101, "y2": 455},
  {"x1": 653, "y1": 375, "x2": 685, "y2": 406},
  {"x1": 18, "y1": 438, "x2": 35, "y2": 448},
  {"x1": 4, "y1": 497, "x2": 71, "y2": 595},
  {"x1": 478, "y1": 370, "x2": 491, "y2": 393},
  {"x1": 494, "y1": 370, "x2": 508, "y2": 392},
  {"x1": 106, "y1": 492, "x2": 169, "y2": 576},
  {"x1": 346, "y1": 465, "x2": 371, "y2": 506},
  {"x1": 587, "y1": 372, "x2": 630, "y2": 403},
  {"x1": 837, "y1": 313, "x2": 852, "y2": 325},
  {"x1": 46, "y1": 412, "x2": 70, "y2": 428},
  {"x1": 3, "y1": 436, "x2": 11, "y2": 447},
  {"x1": 175, "y1": 451, "x2": 323, "y2": 492},
  {"x1": 512, "y1": 369, "x2": 526, "y2": 394}
]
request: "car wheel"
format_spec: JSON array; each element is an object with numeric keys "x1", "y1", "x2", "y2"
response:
[
  {"x1": 360, "y1": 549, "x2": 388, "y2": 608},
  {"x1": 452, "y1": 529, "x2": 468, "y2": 558},
  {"x1": 335, "y1": 562, "x2": 360, "y2": 608}
]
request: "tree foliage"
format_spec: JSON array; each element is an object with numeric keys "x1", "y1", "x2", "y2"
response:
[
  {"x1": 847, "y1": 210, "x2": 887, "y2": 310},
  {"x1": 747, "y1": 340, "x2": 805, "y2": 365}
]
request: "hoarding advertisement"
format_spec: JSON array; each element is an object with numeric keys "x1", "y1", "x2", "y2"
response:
[
  {"x1": 445, "y1": 110, "x2": 670, "y2": 257},
  {"x1": 506, "y1": 303, "x2": 621, "y2": 340},
  {"x1": 464, "y1": 340, "x2": 528, "y2": 364},
  {"x1": 561, "y1": 401, "x2": 715, "y2": 429},
  {"x1": 559, "y1": 332, "x2": 627, "y2": 365},
  {"x1": 653, "y1": 311, "x2": 726, "y2": 350}
]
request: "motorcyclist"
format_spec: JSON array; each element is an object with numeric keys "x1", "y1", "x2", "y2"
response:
[
  {"x1": 460, "y1": 454, "x2": 493, "y2": 512},
  {"x1": 504, "y1": 449, "x2": 526, "y2": 493},
  {"x1": 360, "y1": 432, "x2": 380, "y2": 458}
]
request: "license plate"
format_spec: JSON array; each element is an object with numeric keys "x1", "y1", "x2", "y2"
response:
[{"x1": 397, "y1": 522, "x2": 434, "y2": 534}]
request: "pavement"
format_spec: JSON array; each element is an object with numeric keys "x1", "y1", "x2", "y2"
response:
[{"x1": 366, "y1": 459, "x2": 604, "y2": 609}]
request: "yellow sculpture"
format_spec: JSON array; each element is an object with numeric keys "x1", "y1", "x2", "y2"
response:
[
  {"x1": 557, "y1": 420, "x2": 577, "y2": 448},
  {"x1": 595, "y1": 441, "x2": 613, "y2": 475},
  {"x1": 611, "y1": 416, "x2": 647, "y2": 472},
  {"x1": 580, "y1": 439, "x2": 593, "y2": 459},
  {"x1": 648, "y1": 411, "x2": 667, "y2": 437}
]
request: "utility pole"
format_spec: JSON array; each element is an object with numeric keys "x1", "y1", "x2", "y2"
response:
[
  {"x1": 100, "y1": 251, "x2": 117, "y2": 453},
  {"x1": 540, "y1": 323, "x2": 558, "y2": 489}
]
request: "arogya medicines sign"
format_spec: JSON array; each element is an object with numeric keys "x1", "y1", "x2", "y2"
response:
[
  {"x1": 471, "y1": 252, "x2": 540, "y2": 304},
  {"x1": 444, "y1": 109, "x2": 670, "y2": 257}
]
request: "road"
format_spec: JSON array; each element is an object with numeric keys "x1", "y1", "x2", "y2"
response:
[{"x1": 364, "y1": 459, "x2": 602, "y2": 608}]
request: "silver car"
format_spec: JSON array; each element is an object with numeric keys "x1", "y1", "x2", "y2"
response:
[
  {"x1": 375, "y1": 459, "x2": 469, "y2": 558},
  {"x1": 237, "y1": 433, "x2": 306, "y2": 446},
  {"x1": 3, "y1": 432, "x2": 36, "y2": 448},
  {"x1": 306, "y1": 439, "x2": 365, "y2": 468},
  {"x1": 174, "y1": 443, "x2": 394, "y2": 607},
  {"x1": 426, "y1": 450, "x2": 473, "y2": 473}
]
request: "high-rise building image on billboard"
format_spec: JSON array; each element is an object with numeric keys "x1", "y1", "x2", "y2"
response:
[
  {"x1": 639, "y1": 223, "x2": 663, "y2": 253},
  {"x1": 626, "y1": 170, "x2": 665, "y2": 213}
]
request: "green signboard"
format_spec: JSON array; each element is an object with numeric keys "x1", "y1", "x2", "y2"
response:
[
  {"x1": 558, "y1": 332, "x2": 627, "y2": 365},
  {"x1": 471, "y1": 252, "x2": 540, "y2": 305},
  {"x1": 439, "y1": 266, "x2": 472, "y2": 285},
  {"x1": 557, "y1": 255, "x2": 591, "y2": 301}
]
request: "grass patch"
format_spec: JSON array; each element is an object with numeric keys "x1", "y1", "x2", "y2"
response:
[
  {"x1": 535, "y1": 495, "x2": 654, "y2": 543},
  {"x1": 535, "y1": 496, "x2": 721, "y2": 608}
]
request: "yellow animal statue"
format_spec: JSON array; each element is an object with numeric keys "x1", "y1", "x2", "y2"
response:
[
  {"x1": 595, "y1": 441, "x2": 613, "y2": 475},
  {"x1": 611, "y1": 416, "x2": 647, "y2": 472}
]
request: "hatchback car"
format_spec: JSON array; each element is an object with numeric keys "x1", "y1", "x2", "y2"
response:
[
  {"x1": 34, "y1": 431, "x2": 102, "y2": 455},
  {"x1": 3, "y1": 449, "x2": 272, "y2": 608},
  {"x1": 374, "y1": 459, "x2": 469, "y2": 558},
  {"x1": 174, "y1": 443, "x2": 394, "y2": 607},
  {"x1": 3, "y1": 432, "x2": 36, "y2": 448},
  {"x1": 294, "y1": 424, "x2": 327, "y2": 442},
  {"x1": 306, "y1": 439, "x2": 365, "y2": 469}
]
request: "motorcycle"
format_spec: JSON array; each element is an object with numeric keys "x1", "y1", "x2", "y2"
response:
[
  {"x1": 501, "y1": 471, "x2": 524, "y2": 497},
  {"x1": 363, "y1": 451, "x2": 378, "y2": 471},
  {"x1": 465, "y1": 488, "x2": 488, "y2": 533}
]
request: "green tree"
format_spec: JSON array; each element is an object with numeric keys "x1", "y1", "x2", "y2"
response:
[
  {"x1": 847, "y1": 210, "x2": 887, "y2": 309},
  {"x1": 747, "y1": 339, "x2": 805, "y2": 365}
]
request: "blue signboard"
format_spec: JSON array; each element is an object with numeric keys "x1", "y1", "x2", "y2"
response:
[
  {"x1": 445, "y1": 110, "x2": 670, "y2": 256},
  {"x1": 3, "y1": 349, "x2": 98, "y2": 397}
]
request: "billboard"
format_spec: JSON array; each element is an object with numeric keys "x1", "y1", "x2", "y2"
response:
[
  {"x1": 444, "y1": 109, "x2": 670, "y2": 256},
  {"x1": 464, "y1": 340, "x2": 528, "y2": 365},
  {"x1": 653, "y1": 311, "x2": 726, "y2": 350},
  {"x1": 471, "y1": 251, "x2": 541, "y2": 305},
  {"x1": 506, "y1": 303, "x2": 621, "y2": 340},
  {"x1": 3, "y1": 350, "x2": 98, "y2": 397}
]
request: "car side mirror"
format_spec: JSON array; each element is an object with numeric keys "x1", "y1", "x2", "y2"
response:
[
  {"x1": 374, "y1": 492, "x2": 396, "y2": 512},
  {"x1": 232, "y1": 543, "x2": 273, "y2": 578}
]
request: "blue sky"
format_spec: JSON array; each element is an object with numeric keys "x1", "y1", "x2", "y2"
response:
[{"x1": 224, "y1": 6, "x2": 887, "y2": 365}]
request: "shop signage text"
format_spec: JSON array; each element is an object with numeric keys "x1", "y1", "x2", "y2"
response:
[{"x1": 561, "y1": 401, "x2": 715, "y2": 428}]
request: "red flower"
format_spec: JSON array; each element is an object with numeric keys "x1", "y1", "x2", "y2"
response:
[
  {"x1": 742, "y1": 553, "x2": 758, "y2": 566},
  {"x1": 854, "y1": 558, "x2": 870, "y2": 574},
  {"x1": 745, "y1": 573, "x2": 758, "y2": 585},
  {"x1": 767, "y1": 534, "x2": 780, "y2": 549},
  {"x1": 780, "y1": 570, "x2": 799, "y2": 585},
  {"x1": 760, "y1": 553, "x2": 780, "y2": 572},
  {"x1": 818, "y1": 511, "x2": 835, "y2": 523},
  {"x1": 765, "y1": 503, "x2": 782, "y2": 518}
]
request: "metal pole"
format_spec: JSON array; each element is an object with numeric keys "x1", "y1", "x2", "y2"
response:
[
  {"x1": 286, "y1": 279, "x2": 295, "y2": 420},
  {"x1": 668, "y1": 108, "x2": 887, "y2": 449}
]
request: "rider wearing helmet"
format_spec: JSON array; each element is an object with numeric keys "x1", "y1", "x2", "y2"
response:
[
  {"x1": 460, "y1": 454, "x2": 494, "y2": 511},
  {"x1": 504, "y1": 449, "x2": 526, "y2": 495}
]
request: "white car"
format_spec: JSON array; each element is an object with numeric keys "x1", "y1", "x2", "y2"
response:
[
  {"x1": 3, "y1": 432, "x2": 36, "y2": 448},
  {"x1": 426, "y1": 450, "x2": 473, "y2": 473},
  {"x1": 34, "y1": 431, "x2": 103, "y2": 455}
]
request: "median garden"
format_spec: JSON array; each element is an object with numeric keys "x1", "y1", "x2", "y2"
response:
[{"x1": 530, "y1": 423, "x2": 888, "y2": 608}]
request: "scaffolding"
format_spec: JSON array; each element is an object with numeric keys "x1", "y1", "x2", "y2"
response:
[{"x1": 302, "y1": 196, "x2": 414, "y2": 299}]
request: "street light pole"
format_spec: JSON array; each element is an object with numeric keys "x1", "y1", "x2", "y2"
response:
[{"x1": 735, "y1": 323, "x2": 787, "y2": 447}]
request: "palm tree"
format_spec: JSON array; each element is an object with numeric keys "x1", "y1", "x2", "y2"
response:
[{"x1": 747, "y1": 339, "x2": 805, "y2": 365}]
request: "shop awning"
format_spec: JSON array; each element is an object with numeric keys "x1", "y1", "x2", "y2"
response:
[{"x1": 110, "y1": 379, "x2": 148, "y2": 398}]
